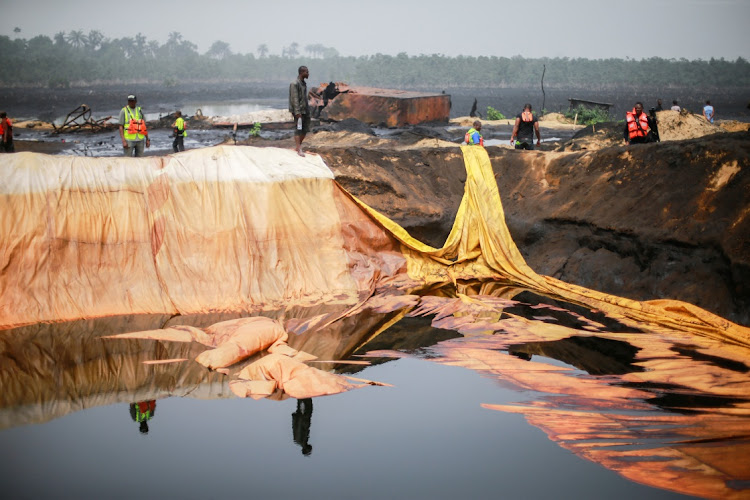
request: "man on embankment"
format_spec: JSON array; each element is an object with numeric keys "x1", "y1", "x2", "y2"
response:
[
  {"x1": 510, "y1": 104, "x2": 541, "y2": 150},
  {"x1": 624, "y1": 102, "x2": 656, "y2": 145},
  {"x1": 289, "y1": 66, "x2": 310, "y2": 157}
]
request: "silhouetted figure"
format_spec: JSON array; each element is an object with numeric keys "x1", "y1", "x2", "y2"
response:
[
  {"x1": 655, "y1": 99, "x2": 663, "y2": 111},
  {"x1": 292, "y1": 398, "x2": 313, "y2": 456},
  {"x1": 130, "y1": 400, "x2": 156, "y2": 435},
  {"x1": 469, "y1": 98, "x2": 482, "y2": 118}
]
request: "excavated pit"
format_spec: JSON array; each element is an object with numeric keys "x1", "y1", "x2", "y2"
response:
[{"x1": 308, "y1": 133, "x2": 750, "y2": 326}]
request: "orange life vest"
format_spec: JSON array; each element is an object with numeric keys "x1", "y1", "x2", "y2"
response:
[
  {"x1": 626, "y1": 109, "x2": 650, "y2": 139},
  {"x1": 123, "y1": 106, "x2": 148, "y2": 140}
]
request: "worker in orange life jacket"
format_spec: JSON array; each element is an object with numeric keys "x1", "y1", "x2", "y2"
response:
[
  {"x1": 510, "y1": 103, "x2": 541, "y2": 150},
  {"x1": 119, "y1": 94, "x2": 150, "y2": 157},
  {"x1": 624, "y1": 102, "x2": 656, "y2": 145}
]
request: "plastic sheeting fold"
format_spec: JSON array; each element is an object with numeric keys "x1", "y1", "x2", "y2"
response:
[{"x1": 1, "y1": 145, "x2": 748, "y2": 347}]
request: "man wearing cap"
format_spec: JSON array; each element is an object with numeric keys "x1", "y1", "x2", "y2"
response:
[{"x1": 119, "y1": 94, "x2": 150, "y2": 157}]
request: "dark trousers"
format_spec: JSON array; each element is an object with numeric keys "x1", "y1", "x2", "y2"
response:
[
  {"x1": 1, "y1": 138, "x2": 14, "y2": 152},
  {"x1": 172, "y1": 135, "x2": 184, "y2": 153}
]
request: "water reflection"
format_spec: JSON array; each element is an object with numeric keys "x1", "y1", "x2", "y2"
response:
[
  {"x1": 130, "y1": 400, "x2": 157, "y2": 435},
  {"x1": 0, "y1": 281, "x2": 748, "y2": 497},
  {"x1": 292, "y1": 399, "x2": 314, "y2": 456}
]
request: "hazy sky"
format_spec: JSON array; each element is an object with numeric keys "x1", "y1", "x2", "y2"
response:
[{"x1": 2, "y1": 0, "x2": 749, "y2": 60}]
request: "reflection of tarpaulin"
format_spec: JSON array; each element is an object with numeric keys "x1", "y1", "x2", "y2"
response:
[{"x1": 1, "y1": 144, "x2": 748, "y2": 341}]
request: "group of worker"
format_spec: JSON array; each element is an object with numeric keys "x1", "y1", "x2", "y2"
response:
[
  {"x1": 118, "y1": 94, "x2": 187, "y2": 157},
  {"x1": 466, "y1": 98, "x2": 718, "y2": 149},
  {"x1": 465, "y1": 103, "x2": 542, "y2": 150}
]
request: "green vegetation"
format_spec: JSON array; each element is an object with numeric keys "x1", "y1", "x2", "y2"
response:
[
  {"x1": 486, "y1": 106, "x2": 506, "y2": 120},
  {"x1": 249, "y1": 122, "x2": 261, "y2": 137},
  {"x1": 1, "y1": 30, "x2": 749, "y2": 89},
  {"x1": 564, "y1": 106, "x2": 611, "y2": 126}
]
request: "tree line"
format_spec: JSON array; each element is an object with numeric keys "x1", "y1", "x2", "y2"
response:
[{"x1": 1, "y1": 30, "x2": 748, "y2": 90}]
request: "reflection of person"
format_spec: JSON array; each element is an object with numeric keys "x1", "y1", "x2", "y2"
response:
[
  {"x1": 119, "y1": 94, "x2": 150, "y2": 157},
  {"x1": 292, "y1": 398, "x2": 313, "y2": 456},
  {"x1": 623, "y1": 102, "x2": 655, "y2": 145},
  {"x1": 703, "y1": 100, "x2": 715, "y2": 124},
  {"x1": 129, "y1": 400, "x2": 156, "y2": 434},
  {"x1": 289, "y1": 65, "x2": 310, "y2": 157},
  {"x1": 464, "y1": 120, "x2": 484, "y2": 146},
  {"x1": 670, "y1": 100, "x2": 681, "y2": 112},
  {"x1": 172, "y1": 110, "x2": 186, "y2": 153},
  {"x1": 0, "y1": 111, "x2": 14, "y2": 153},
  {"x1": 510, "y1": 103, "x2": 541, "y2": 150}
]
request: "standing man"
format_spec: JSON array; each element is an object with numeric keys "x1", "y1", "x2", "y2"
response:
[
  {"x1": 656, "y1": 99, "x2": 664, "y2": 111},
  {"x1": 464, "y1": 120, "x2": 484, "y2": 146},
  {"x1": 119, "y1": 94, "x2": 149, "y2": 157},
  {"x1": 172, "y1": 110, "x2": 186, "y2": 153},
  {"x1": 623, "y1": 102, "x2": 655, "y2": 145},
  {"x1": 510, "y1": 103, "x2": 541, "y2": 150},
  {"x1": 0, "y1": 112, "x2": 14, "y2": 153},
  {"x1": 671, "y1": 100, "x2": 681, "y2": 112},
  {"x1": 289, "y1": 66, "x2": 310, "y2": 157},
  {"x1": 703, "y1": 100, "x2": 715, "y2": 124}
]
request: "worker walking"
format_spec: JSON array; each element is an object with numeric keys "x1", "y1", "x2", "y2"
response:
[
  {"x1": 510, "y1": 104, "x2": 541, "y2": 150},
  {"x1": 119, "y1": 94, "x2": 150, "y2": 157},
  {"x1": 0, "y1": 111, "x2": 14, "y2": 153},
  {"x1": 172, "y1": 110, "x2": 186, "y2": 153},
  {"x1": 465, "y1": 120, "x2": 484, "y2": 146}
]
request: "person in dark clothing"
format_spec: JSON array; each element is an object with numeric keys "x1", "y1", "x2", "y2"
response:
[
  {"x1": 655, "y1": 99, "x2": 664, "y2": 111},
  {"x1": 292, "y1": 398, "x2": 313, "y2": 456},
  {"x1": 289, "y1": 65, "x2": 310, "y2": 156},
  {"x1": 510, "y1": 103, "x2": 541, "y2": 150}
]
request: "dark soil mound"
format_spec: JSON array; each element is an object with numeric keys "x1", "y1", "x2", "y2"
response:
[{"x1": 328, "y1": 118, "x2": 375, "y2": 135}]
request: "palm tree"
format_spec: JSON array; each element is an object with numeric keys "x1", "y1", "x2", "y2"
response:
[
  {"x1": 65, "y1": 30, "x2": 88, "y2": 49},
  {"x1": 133, "y1": 33, "x2": 147, "y2": 58},
  {"x1": 257, "y1": 43, "x2": 269, "y2": 58},
  {"x1": 284, "y1": 42, "x2": 299, "y2": 58},
  {"x1": 53, "y1": 31, "x2": 66, "y2": 46},
  {"x1": 207, "y1": 40, "x2": 232, "y2": 60},
  {"x1": 87, "y1": 30, "x2": 104, "y2": 50}
]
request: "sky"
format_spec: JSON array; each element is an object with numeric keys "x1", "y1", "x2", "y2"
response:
[{"x1": 1, "y1": 0, "x2": 749, "y2": 60}]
